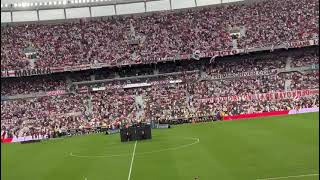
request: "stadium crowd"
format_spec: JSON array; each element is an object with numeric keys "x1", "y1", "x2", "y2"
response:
[
  {"x1": 1, "y1": 0, "x2": 319, "y2": 139},
  {"x1": 1, "y1": 49, "x2": 319, "y2": 138},
  {"x1": 1, "y1": 0, "x2": 318, "y2": 70}
]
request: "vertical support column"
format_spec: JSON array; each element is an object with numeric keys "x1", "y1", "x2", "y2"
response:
[
  {"x1": 89, "y1": 6, "x2": 92, "y2": 17},
  {"x1": 64, "y1": 8, "x2": 67, "y2": 19},
  {"x1": 169, "y1": 0, "x2": 172, "y2": 10},
  {"x1": 10, "y1": 11, "x2": 13, "y2": 22},
  {"x1": 144, "y1": 1, "x2": 147, "y2": 12},
  {"x1": 90, "y1": 75, "x2": 95, "y2": 81},
  {"x1": 37, "y1": 9, "x2": 40, "y2": 21},
  {"x1": 114, "y1": 4, "x2": 117, "y2": 15},
  {"x1": 194, "y1": 0, "x2": 197, "y2": 7}
]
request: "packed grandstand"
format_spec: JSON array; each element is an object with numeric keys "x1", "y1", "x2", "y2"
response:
[{"x1": 1, "y1": 0, "x2": 319, "y2": 140}]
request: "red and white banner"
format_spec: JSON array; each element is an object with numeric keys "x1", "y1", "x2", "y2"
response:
[{"x1": 199, "y1": 89, "x2": 319, "y2": 103}]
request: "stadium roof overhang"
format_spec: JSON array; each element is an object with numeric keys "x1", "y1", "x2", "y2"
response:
[{"x1": 1, "y1": 0, "x2": 156, "y2": 12}]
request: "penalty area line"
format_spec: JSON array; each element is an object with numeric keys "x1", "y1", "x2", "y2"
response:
[
  {"x1": 256, "y1": 173, "x2": 319, "y2": 180},
  {"x1": 127, "y1": 141, "x2": 137, "y2": 180}
]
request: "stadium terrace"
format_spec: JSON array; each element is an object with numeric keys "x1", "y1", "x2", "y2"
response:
[{"x1": 1, "y1": 0, "x2": 319, "y2": 179}]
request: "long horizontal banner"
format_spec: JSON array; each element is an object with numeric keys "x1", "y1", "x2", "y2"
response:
[
  {"x1": 1, "y1": 39, "x2": 318, "y2": 78},
  {"x1": 198, "y1": 89, "x2": 319, "y2": 103},
  {"x1": 1, "y1": 68, "x2": 51, "y2": 78}
]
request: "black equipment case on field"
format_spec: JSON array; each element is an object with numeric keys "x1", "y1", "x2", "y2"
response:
[{"x1": 120, "y1": 123, "x2": 152, "y2": 142}]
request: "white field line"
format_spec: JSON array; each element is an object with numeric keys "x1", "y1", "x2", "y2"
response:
[
  {"x1": 127, "y1": 141, "x2": 137, "y2": 180},
  {"x1": 69, "y1": 137, "x2": 200, "y2": 158},
  {"x1": 256, "y1": 173, "x2": 319, "y2": 180}
]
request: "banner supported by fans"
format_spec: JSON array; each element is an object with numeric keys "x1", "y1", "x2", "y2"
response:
[{"x1": 198, "y1": 89, "x2": 319, "y2": 103}]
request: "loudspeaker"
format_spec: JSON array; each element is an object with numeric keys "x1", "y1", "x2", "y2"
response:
[
  {"x1": 120, "y1": 129, "x2": 129, "y2": 142},
  {"x1": 120, "y1": 124, "x2": 152, "y2": 142}
]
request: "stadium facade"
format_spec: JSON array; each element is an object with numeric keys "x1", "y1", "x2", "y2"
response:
[{"x1": 1, "y1": 0, "x2": 242, "y2": 23}]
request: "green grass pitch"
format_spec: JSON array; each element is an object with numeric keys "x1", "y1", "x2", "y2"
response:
[{"x1": 1, "y1": 113, "x2": 319, "y2": 180}]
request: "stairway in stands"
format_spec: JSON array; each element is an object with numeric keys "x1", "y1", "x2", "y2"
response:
[
  {"x1": 134, "y1": 95, "x2": 145, "y2": 120},
  {"x1": 285, "y1": 56, "x2": 292, "y2": 70}
]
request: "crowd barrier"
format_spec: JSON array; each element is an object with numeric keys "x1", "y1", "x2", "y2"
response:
[
  {"x1": 223, "y1": 107, "x2": 319, "y2": 121},
  {"x1": 2, "y1": 108, "x2": 319, "y2": 143},
  {"x1": 1, "y1": 135, "x2": 47, "y2": 144},
  {"x1": 288, "y1": 107, "x2": 319, "y2": 114},
  {"x1": 223, "y1": 110, "x2": 290, "y2": 121}
]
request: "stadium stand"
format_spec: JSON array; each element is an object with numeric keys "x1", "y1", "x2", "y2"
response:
[
  {"x1": 1, "y1": 47, "x2": 319, "y2": 138},
  {"x1": 1, "y1": 0, "x2": 318, "y2": 70},
  {"x1": 1, "y1": 0, "x2": 319, "y2": 139}
]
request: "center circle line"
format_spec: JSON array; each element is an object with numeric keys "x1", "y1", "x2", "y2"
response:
[{"x1": 69, "y1": 137, "x2": 200, "y2": 158}]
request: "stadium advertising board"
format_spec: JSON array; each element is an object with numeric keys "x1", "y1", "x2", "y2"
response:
[
  {"x1": 224, "y1": 107, "x2": 320, "y2": 121},
  {"x1": 288, "y1": 107, "x2": 320, "y2": 114},
  {"x1": 1, "y1": 135, "x2": 47, "y2": 144},
  {"x1": 107, "y1": 129, "x2": 120, "y2": 134},
  {"x1": 155, "y1": 124, "x2": 170, "y2": 129},
  {"x1": 223, "y1": 110, "x2": 291, "y2": 120}
]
